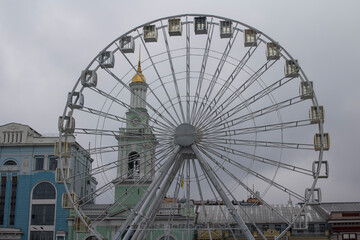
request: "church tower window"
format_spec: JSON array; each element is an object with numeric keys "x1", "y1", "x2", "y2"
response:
[{"x1": 128, "y1": 152, "x2": 140, "y2": 179}]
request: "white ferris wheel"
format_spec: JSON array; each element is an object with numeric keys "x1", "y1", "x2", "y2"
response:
[{"x1": 58, "y1": 14, "x2": 329, "y2": 240}]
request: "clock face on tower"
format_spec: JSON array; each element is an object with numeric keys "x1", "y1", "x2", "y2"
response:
[{"x1": 131, "y1": 116, "x2": 140, "y2": 126}]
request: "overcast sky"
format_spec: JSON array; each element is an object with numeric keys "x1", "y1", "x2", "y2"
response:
[{"x1": 1, "y1": 0, "x2": 359, "y2": 202}]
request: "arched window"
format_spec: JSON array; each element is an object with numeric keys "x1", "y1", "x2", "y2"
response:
[
  {"x1": 4, "y1": 160, "x2": 17, "y2": 166},
  {"x1": 32, "y1": 182, "x2": 56, "y2": 199},
  {"x1": 30, "y1": 182, "x2": 56, "y2": 238},
  {"x1": 159, "y1": 236, "x2": 176, "y2": 240},
  {"x1": 128, "y1": 152, "x2": 140, "y2": 179},
  {"x1": 85, "y1": 237, "x2": 97, "y2": 240}
]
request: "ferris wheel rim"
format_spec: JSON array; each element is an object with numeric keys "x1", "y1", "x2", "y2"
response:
[{"x1": 58, "y1": 13, "x2": 327, "y2": 240}]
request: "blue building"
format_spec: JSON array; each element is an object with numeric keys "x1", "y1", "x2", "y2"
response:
[{"x1": 0, "y1": 123, "x2": 96, "y2": 240}]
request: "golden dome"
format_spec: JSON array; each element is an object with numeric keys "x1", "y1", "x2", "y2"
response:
[
  {"x1": 131, "y1": 47, "x2": 146, "y2": 83},
  {"x1": 131, "y1": 61, "x2": 146, "y2": 83}
]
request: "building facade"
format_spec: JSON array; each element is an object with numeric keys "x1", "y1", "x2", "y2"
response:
[
  {"x1": 0, "y1": 123, "x2": 95, "y2": 240},
  {"x1": 317, "y1": 202, "x2": 360, "y2": 240}
]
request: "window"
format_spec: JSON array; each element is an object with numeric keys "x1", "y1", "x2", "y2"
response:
[
  {"x1": 128, "y1": 152, "x2": 140, "y2": 179},
  {"x1": 35, "y1": 156, "x2": 44, "y2": 170},
  {"x1": 159, "y1": 236, "x2": 175, "y2": 240},
  {"x1": 33, "y1": 182, "x2": 56, "y2": 199},
  {"x1": 4, "y1": 160, "x2": 17, "y2": 165},
  {"x1": 30, "y1": 231, "x2": 53, "y2": 240},
  {"x1": 0, "y1": 176, "x2": 7, "y2": 225},
  {"x1": 262, "y1": 224, "x2": 269, "y2": 232},
  {"x1": 319, "y1": 223, "x2": 326, "y2": 232},
  {"x1": 342, "y1": 212, "x2": 360, "y2": 217},
  {"x1": 343, "y1": 233, "x2": 357, "y2": 240},
  {"x1": 9, "y1": 176, "x2": 17, "y2": 225},
  {"x1": 85, "y1": 237, "x2": 97, "y2": 240},
  {"x1": 275, "y1": 224, "x2": 282, "y2": 232},
  {"x1": 308, "y1": 223, "x2": 314, "y2": 232},
  {"x1": 31, "y1": 204, "x2": 55, "y2": 225},
  {"x1": 30, "y1": 181, "x2": 56, "y2": 239},
  {"x1": 49, "y1": 157, "x2": 57, "y2": 171}
]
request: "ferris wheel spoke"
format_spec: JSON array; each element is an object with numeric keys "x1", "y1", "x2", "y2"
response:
[
  {"x1": 99, "y1": 67, "x2": 178, "y2": 130},
  {"x1": 198, "y1": 60, "x2": 279, "y2": 129},
  {"x1": 216, "y1": 49, "x2": 276, "y2": 112},
  {"x1": 197, "y1": 145, "x2": 292, "y2": 225},
  {"x1": 137, "y1": 29, "x2": 183, "y2": 125},
  {"x1": 202, "y1": 136, "x2": 314, "y2": 150},
  {"x1": 200, "y1": 75, "x2": 295, "y2": 131},
  {"x1": 87, "y1": 145, "x2": 175, "y2": 225},
  {"x1": 193, "y1": 24, "x2": 240, "y2": 125},
  {"x1": 73, "y1": 128, "x2": 172, "y2": 140},
  {"x1": 192, "y1": 144, "x2": 255, "y2": 240},
  {"x1": 81, "y1": 142, "x2": 173, "y2": 189},
  {"x1": 201, "y1": 141, "x2": 313, "y2": 176},
  {"x1": 90, "y1": 84, "x2": 175, "y2": 131},
  {"x1": 200, "y1": 96, "x2": 305, "y2": 134},
  {"x1": 207, "y1": 119, "x2": 312, "y2": 138},
  {"x1": 86, "y1": 141, "x2": 151, "y2": 156},
  {"x1": 200, "y1": 150, "x2": 267, "y2": 240},
  {"x1": 70, "y1": 143, "x2": 174, "y2": 199},
  {"x1": 160, "y1": 20, "x2": 186, "y2": 123},
  {"x1": 190, "y1": 18, "x2": 215, "y2": 125},
  {"x1": 195, "y1": 40, "x2": 262, "y2": 127},
  {"x1": 199, "y1": 144, "x2": 306, "y2": 202},
  {"x1": 186, "y1": 18, "x2": 191, "y2": 123}
]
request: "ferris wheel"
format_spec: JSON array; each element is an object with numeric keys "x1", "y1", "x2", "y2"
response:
[{"x1": 58, "y1": 14, "x2": 329, "y2": 240}]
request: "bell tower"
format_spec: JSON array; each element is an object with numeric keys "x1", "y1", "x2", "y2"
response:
[{"x1": 114, "y1": 50, "x2": 157, "y2": 211}]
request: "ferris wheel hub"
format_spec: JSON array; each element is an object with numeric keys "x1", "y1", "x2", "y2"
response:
[{"x1": 174, "y1": 123, "x2": 197, "y2": 146}]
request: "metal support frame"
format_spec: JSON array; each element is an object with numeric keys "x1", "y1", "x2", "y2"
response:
[
  {"x1": 191, "y1": 145, "x2": 255, "y2": 240},
  {"x1": 115, "y1": 146, "x2": 180, "y2": 240},
  {"x1": 133, "y1": 156, "x2": 184, "y2": 239}
]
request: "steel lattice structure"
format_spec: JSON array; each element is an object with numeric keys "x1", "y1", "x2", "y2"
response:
[{"x1": 58, "y1": 14, "x2": 329, "y2": 240}]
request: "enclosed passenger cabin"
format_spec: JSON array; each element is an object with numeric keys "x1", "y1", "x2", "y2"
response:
[
  {"x1": 58, "y1": 115, "x2": 75, "y2": 134},
  {"x1": 266, "y1": 42, "x2": 280, "y2": 60},
  {"x1": 55, "y1": 167, "x2": 72, "y2": 183},
  {"x1": 81, "y1": 70, "x2": 97, "y2": 88},
  {"x1": 74, "y1": 216, "x2": 91, "y2": 233},
  {"x1": 300, "y1": 81, "x2": 314, "y2": 99},
  {"x1": 98, "y1": 51, "x2": 115, "y2": 68},
  {"x1": 62, "y1": 193, "x2": 79, "y2": 209},
  {"x1": 310, "y1": 105, "x2": 324, "y2": 124},
  {"x1": 314, "y1": 133, "x2": 330, "y2": 151},
  {"x1": 194, "y1": 16, "x2": 207, "y2": 34},
  {"x1": 312, "y1": 160, "x2": 329, "y2": 179},
  {"x1": 119, "y1": 36, "x2": 135, "y2": 53},
  {"x1": 305, "y1": 188, "x2": 322, "y2": 204},
  {"x1": 143, "y1": 24, "x2": 158, "y2": 42},
  {"x1": 244, "y1": 29, "x2": 257, "y2": 47},
  {"x1": 285, "y1": 59, "x2": 299, "y2": 77},
  {"x1": 220, "y1": 20, "x2": 233, "y2": 38},
  {"x1": 54, "y1": 141, "x2": 71, "y2": 158},
  {"x1": 67, "y1": 92, "x2": 84, "y2": 109},
  {"x1": 168, "y1": 18, "x2": 182, "y2": 36}
]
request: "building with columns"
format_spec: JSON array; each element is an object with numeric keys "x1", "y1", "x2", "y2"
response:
[{"x1": 0, "y1": 123, "x2": 96, "y2": 240}]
